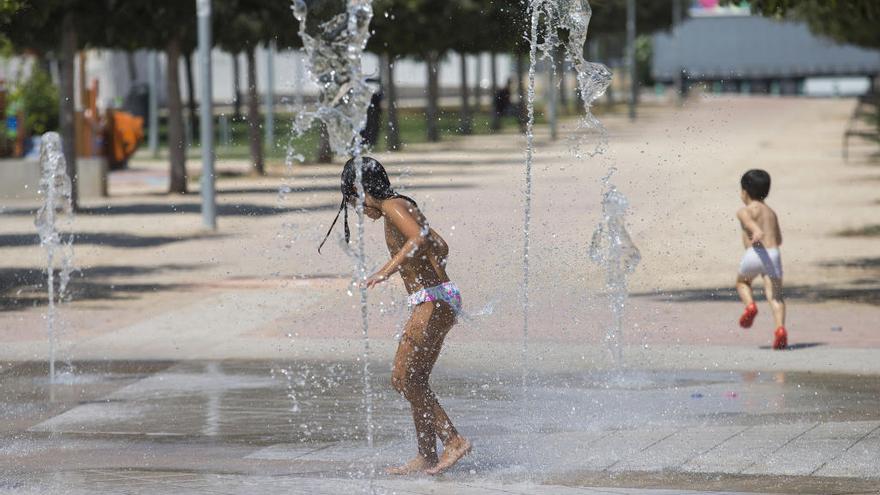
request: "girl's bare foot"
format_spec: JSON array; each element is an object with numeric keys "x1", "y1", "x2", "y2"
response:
[
  {"x1": 385, "y1": 456, "x2": 436, "y2": 475},
  {"x1": 426, "y1": 437, "x2": 472, "y2": 475}
]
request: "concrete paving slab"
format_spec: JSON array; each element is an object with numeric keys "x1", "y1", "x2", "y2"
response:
[
  {"x1": 567, "y1": 426, "x2": 683, "y2": 471},
  {"x1": 610, "y1": 425, "x2": 747, "y2": 472},
  {"x1": 681, "y1": 423, "x2": 819, "y2": 474},
  {"x1": 814, "y1": 424, "x2": 880, "y2": 478},
  {"x1": 743, "y1": 420, "x2": 880, "y2": 476}
]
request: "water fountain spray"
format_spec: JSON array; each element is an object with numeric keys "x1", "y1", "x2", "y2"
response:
[
  {"x1": 589, "y1": 174, "x2": 641, "y2": 365},
  {"x1": 34, "y1": 132, "x2": 75, "y2": 384},
  {"x1": 289, "y1": 0, "x2": 377, "y2": 482},
  {"x1": 521, "y1": 0, "x2": 612, "y2": 386}
]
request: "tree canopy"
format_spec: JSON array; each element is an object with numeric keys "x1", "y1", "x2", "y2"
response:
[{"x1": 725, "y1": 0, "x2": 880, "y2": 49}]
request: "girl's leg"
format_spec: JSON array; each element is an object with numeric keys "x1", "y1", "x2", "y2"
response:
[
  {"x1": 387, "y1": 302, "x2": 447, "y2": 474},
  {"x1": 421, "y1": 304, "x2": 471, "y2": 475},
  {"x1": 387, "y1": 301, "x2": 470, "y2": 475}
]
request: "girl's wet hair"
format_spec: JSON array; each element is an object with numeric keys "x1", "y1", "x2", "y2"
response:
[{"x1": 318, "y1": 156, "x2": 417, "y2": 253}]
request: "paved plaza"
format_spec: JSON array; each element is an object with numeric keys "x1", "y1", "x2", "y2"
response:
[{"x1": 2, "y1": 97, "x2": 880, "y2": 493}]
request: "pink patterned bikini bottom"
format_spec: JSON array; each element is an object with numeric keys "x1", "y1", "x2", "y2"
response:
[{"x1": 407, "y1": 282, "x2": 462, "y2": 314}]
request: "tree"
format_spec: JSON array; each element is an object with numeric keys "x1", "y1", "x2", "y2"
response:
[
  {"x1": 214, "y1": 0, "x2": 300, "y2": 173},
  {"x1": 734, "y1": 0, "x2": 879, "y2": 131},
  {"x1": 99, "y1": 1, "x2": 196, "y2": 194},
  {"x1": 2, "y1": 0, "x2": 110, "y2": 209},
  {"x1": 370, "y1": 0, "x2": 422, "y2": 150},
  {"x1": 733, "y1": 0, "x2": 880, "y2": 50}
]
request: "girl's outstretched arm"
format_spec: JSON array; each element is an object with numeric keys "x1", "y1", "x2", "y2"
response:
[{"x1": 366, "y1": 199, "x2": 427, "y2": 288}]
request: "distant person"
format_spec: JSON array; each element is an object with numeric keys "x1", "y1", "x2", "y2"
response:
[
  {"x1": 318, "y1": 157, "x2": 472, "y2": 475},
  {"x1": 360, "y1": 87, "x2": 382, "y2": 148},
  {"x1": 492, "y1": 78, "x2": 512, "y2": 130},
  {"x1": 735, "y1": 169, "x2": 787, "y2": 350}
]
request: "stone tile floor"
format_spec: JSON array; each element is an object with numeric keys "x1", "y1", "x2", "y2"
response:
[{"x1": 2, "y1": 361, "x2": 879, "y2": 493}]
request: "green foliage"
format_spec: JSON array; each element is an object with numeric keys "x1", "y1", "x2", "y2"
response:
[
  {"x1": 12, "y1": 65, "x2": 59, "y2": 135},
  {"x1": 589, "y1": 0, "x2": 677, "y2": 36},
  {"x1": 725, "y1": 0, "x2": 880, "y2": 49},
  {"x1": 213, "y1": 0, "x2": 301, "y2": 53}
]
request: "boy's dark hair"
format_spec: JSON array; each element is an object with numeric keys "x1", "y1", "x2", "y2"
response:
[
  {"x1": 318, "y1": 156, "x2": 416, "y2": 253},
  {"x1": 741, "y1": 169, "x2": 771, "y2": 200}
]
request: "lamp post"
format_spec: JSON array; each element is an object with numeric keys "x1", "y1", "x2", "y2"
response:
[
  {"x1": 197, "y1": 0, "x2": 217, "y2": 230},
  {"x1": 626, "y1": 0, "x2": 637, "y2": 121}
]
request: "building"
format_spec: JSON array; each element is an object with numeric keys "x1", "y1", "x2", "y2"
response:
[{"x1": 652, "y1": 9, "x2": 880, "y2": 97}]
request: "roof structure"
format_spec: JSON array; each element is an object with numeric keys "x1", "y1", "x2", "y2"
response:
[{"x1": 652, "y1": 15, "x2": 880, "y2": 82}]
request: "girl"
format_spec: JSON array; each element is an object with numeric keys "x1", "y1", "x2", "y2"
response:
[{"x1": 319, "y1": 157, "x2": 472, "y2": 475}]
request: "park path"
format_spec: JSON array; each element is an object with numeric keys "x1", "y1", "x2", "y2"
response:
[{"x1": 0, "y1": 96, "x2": 879, "y2": 365}]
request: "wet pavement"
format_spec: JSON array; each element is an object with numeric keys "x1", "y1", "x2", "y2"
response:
[{"x1": 2, "y1": 360, "x2": 879, "y2": 494}]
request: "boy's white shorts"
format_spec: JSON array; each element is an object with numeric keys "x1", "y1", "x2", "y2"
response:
[{"x1": 738, "y1": 246, "x2": 783, "y2": 280}]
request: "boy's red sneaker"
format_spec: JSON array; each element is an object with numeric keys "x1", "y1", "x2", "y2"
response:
[
  {"x1": 773, "y1": 326, "x2": 788, "y2": 350},
  {"x1": 739, "y1": 303, "x2": 758, "y2": 328}
]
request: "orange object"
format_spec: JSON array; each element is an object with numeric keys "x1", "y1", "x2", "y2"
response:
[
  {"x1": 738, "y1": 302, "x2": 758, "y2": 329},
  {"x1": 105, "y1": 109, "x2": 144, "y2": 169},
  {"x1": 773, "y1": 326, "x2": 788, "y2": 350}
]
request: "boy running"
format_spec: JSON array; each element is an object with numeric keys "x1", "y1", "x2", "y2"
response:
[{"x1": 735, "y1": 169, "x2": 788, "y2": 350}]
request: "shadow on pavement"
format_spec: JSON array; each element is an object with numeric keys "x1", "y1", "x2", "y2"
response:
[
  {"x1": 1, "y1": 202, "x2": 337, "y2": 217},
  {"x1": 219, "y1": 182, "x2": 476, "y2": 196},
  {"x1": 0, "y1": 264, "x2": 200, "y2": 311},
  {"x1": 820, "y1": 257, "x2": 880, "y2": 269},
  {"x1": 635, "y1": 283, "x2": 880, "y2": 305},
  {"x1": 0, "y1": 232, "x2": 225, "y2": 249},
  {"x1": 759, "y1": 342, "x2": 825, "y2": 351},
  {"x1": 837, "y1": 225, "x2": 880, "y2": 237}
]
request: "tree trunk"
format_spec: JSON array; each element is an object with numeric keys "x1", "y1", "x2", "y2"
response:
[
  {"x1": 555, "y1": 47, "x2": 567, "y2": 112},
  {"x1": 166, "y1": 35, "x2": 188, "y2": 194},
  {"x1": 382, "y1": 53, "x2": 401, "y2": 151},
  {"x1": 317, "y1": 122, "x2": 332, "y2": 162},
  {"x1": 458, "y1": 53, "x2": 472, "y2": 135},
  {"x1": 232, "y1": 52, "x2": 242, "y2": 119},
  {"x1": 474, "y1": 54, "x2": 482, "y2": 112},
  {"x1": 59, "y1": 11, "x2": 78, "y2": 210},
  {"x1": 425, "y1": 52, "x2": 440, "y2": 142},
  {"x1": 245, "y1": 46, "x2": 264, "y2": 175},
  {"x1": 515, "y1": 52, "x2": 527, "y2": 133},
  {"x1": 126, "y1": 51, "x2": 138, "y2": 82},
  {"x1": 184, "y1": 52, "x2": 198, "y2": 143},
  {"x1": 490, "y1": 51, "x2": 500, "y2": 132}
]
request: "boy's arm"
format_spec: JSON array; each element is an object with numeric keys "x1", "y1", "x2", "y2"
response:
[{"x1": 736, "y1": 208, "x2": 764, "y2": 245}]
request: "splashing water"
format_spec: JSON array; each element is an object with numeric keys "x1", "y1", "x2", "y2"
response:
[
  {"x1": 589, "y1": 180, "x2": 641, "y2": 365},
  {"x1": 522, "y1": 0, "x2": 612, "y2": 386},
  {"x1": 288, "y1": 0, "x2": 377, "y2": 483},
  {"x1": 34, "y1": 132, "x2": 75, "y2": 384}
]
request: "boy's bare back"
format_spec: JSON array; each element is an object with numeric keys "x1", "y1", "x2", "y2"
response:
[{"x1": 737, "y1": 201, "x2": 782, "y2": 249}]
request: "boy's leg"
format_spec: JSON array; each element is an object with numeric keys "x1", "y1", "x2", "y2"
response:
[
  {"x1": 763, "y1": 275, "x2": 786, "y2": 327},
  {"x1": 736, "y1": 275, "x2": 758, "y2": 328},
  {"x1": 736, "y1": 275, "x2": 755, "y2": 306},
  {"x1": 763, "y1": 275, "x2": 787, "y2": 349}
]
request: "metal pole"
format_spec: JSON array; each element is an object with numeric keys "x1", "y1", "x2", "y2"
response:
[
  {"x1": 264, "y1": 40, "x2": 276, "y2": 150},
  {"x1": 626, "y1": 0, "x2": 637, "y2": 121},
  {"x1": 197, "y1": 0, "x2": 216, "y2": 230},
  {"x1": 148, "y1": 52, "x2": 159, "y2": 157},
  {"x1": 547, "y1": 59, "x2": 557, "y2": 140}
]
